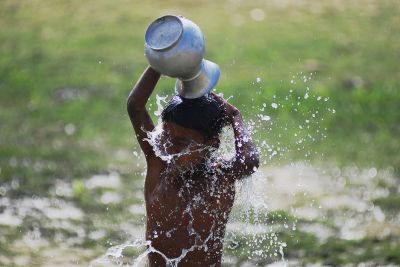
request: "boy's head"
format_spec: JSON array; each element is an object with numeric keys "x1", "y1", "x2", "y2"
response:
[
  {"x1": 160, "y1": 95, "x2": 226, "y2": 167},
  {"x1": 161, "y1": 95, "x2": 226, "y2": 141}
]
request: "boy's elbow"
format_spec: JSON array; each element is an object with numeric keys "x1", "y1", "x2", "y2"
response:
[
  {"x1": 240, "y1": 152, "x2": 260, "y2": 178},
  {"x1": 253, "y1": 154, "x2": 260, "y2": 170},
  {"x1": 247, "y1": 153, "x2": 260, "y2": 174}
]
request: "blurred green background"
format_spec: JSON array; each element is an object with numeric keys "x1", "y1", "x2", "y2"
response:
[{"x1": 1, "y1": 0, "x2": 399, "y2": 266}]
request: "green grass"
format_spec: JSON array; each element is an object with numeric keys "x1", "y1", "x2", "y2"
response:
[
  {"x1": 373, "y1": 195, "x2": 400, "y2": 211},
  {"x1": 1, "y1": 0, "x2": 399, "y2": 182},
  {"x1": 1, "y1": 0, "x2": 400, "y2": 265}
]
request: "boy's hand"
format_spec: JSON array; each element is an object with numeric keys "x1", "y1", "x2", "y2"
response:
[{"x1": 209, "y1": 92, "x2": 239, "y2": 120}]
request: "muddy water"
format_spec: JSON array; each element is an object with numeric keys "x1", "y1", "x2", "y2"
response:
[{"x1": 1, "y1": 163, "x2": 399, "y2": 266}]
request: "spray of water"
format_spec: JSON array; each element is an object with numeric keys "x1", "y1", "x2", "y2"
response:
[{"x1": 90, "y1": 71, "x2": 334, "y2": 266}]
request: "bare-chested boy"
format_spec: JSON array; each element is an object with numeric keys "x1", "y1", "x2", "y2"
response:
[{"x1": 127, "y1": 66, "x2": 259, "y2": 266}]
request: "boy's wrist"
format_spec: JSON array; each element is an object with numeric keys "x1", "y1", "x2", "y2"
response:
[
  {"x1": 227, "y1": 106, "x2": 240, "y2": 117},
  {"x1": 147, "y1": 66, "x2": 161, "y2": 76}
]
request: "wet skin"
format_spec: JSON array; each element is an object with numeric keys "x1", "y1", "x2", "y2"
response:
[
  {"x1": 145, "y1": 122, "x2": 236, "y2": 266},
  {"x1": 127, "y1": 67, "x2": 259, "y2": 266}
]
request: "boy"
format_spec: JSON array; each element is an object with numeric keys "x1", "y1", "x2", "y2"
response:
[{"x1": 127, "y1": 66, "x2": 259, "y2": 266}]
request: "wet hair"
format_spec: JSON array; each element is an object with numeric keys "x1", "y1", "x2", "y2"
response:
[{"x1": 161, "y1": 95, "x2": 226, "y2": 141}]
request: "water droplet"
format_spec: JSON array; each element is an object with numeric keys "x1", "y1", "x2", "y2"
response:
[
  {"x1": 258, "y1": 114, "x2": 271, "y2": 121},
  {"x1": 64, "y1": 123, "x2": 76, "y2": 135}
]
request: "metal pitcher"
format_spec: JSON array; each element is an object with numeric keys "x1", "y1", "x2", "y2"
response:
[{"x1": 144, "y1": 15, "x2": 220, "y2": 99}]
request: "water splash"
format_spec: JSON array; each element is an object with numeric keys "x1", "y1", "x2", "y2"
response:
[{"x1": 91, "y1": 71, "x2": 334, "y2": 266}]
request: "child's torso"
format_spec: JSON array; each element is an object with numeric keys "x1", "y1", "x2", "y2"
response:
[{"x1": 144, "y1": 165, "x2": 235, "y2": 266}]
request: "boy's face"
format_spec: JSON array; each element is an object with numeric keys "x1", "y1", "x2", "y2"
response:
[{"x1": 159, "y1": 122, "x2": 217, "y2": 170}]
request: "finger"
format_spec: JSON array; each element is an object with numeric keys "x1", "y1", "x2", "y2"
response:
[
  {"x1": 209, "y1": 92, "x2": 221, "y2": 101},
  {"x1": 210, "y1": 91, "x2": 223, "y2": 100},
  {"x1": 210, "y1": 92, "x2": 226, "y2": 105}
]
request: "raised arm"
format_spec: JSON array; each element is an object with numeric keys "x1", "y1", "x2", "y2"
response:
[
  {"x1": 211, "y1": 93, "x2": 259, "y2": 180},
  {"x1": 127, "y1": 66, "x2": 161, "y2": 160}
]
